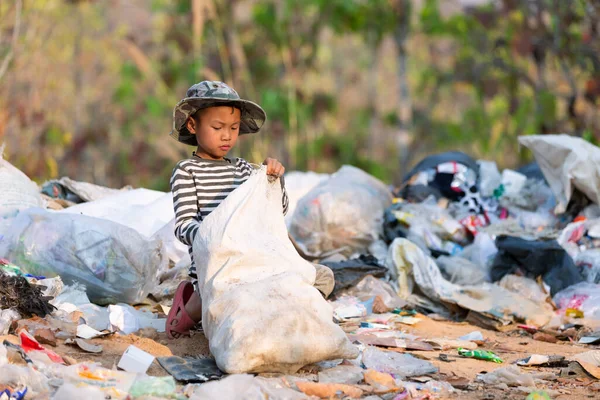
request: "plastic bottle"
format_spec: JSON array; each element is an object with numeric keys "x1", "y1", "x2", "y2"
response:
[{"x1": 458, "y1": 348, "x2": 503, "y2": 363}]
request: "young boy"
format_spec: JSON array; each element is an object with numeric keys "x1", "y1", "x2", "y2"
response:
[{"x1": 166, "y1": 81, "x2": 333, "y2": 339}]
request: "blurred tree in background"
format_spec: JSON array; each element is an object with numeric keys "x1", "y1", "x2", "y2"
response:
[{"x1": 0, "y1": 0, "x2": 599, "y2": 190}]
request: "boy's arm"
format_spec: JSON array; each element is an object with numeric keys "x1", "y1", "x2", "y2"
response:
[{"x1": 171, "y1": 164, "x2": 201, "y2": 246}]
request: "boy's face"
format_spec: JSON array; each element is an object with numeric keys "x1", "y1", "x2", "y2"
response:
[{"x1": 187, "y1": 106, "x2": 241, "y2": 160}]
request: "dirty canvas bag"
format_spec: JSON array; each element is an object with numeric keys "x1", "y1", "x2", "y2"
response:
[{"x1": 193, "y1": 167, "x2": 358, "y2": 374}]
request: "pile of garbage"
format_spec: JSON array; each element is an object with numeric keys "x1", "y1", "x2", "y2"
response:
[{"x1": 1, "y1": 134, "x2": 600, "y2": 399}]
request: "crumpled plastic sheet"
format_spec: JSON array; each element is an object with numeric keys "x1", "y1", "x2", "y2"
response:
[{"x1": 387, "y1": 238, "x2": 553, "y2": 327}]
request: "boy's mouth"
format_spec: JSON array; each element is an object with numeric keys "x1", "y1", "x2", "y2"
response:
[{"x1": 219, "y1": 145, "x2": 231, "y2": 151}]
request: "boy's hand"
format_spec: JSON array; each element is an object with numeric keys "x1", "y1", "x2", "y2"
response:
[{"x1": 263, "y1": 158, "x2": 285, "y2": 177}]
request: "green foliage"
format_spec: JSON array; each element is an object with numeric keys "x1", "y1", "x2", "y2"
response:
[{"x1": 4, "y1": 0, "x2": 600, "y2": 189}]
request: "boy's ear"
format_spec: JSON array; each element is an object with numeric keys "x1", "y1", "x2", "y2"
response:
[{"x1": 186, "y1": 117, "x2": 196, "y2": 134}]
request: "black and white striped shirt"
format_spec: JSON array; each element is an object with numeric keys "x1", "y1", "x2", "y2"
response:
[{"x1": 170, "y1": 155, "x2": 289, "y2": 280}]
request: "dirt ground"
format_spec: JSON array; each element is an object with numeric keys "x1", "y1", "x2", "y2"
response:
[{"x1": 4, "y1": 316, "x2": 600, "y2": 399}]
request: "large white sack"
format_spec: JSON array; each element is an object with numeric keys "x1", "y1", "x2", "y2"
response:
[
  {"x1": 0, "y1": 208, "x2": 164, "y2": 305},
  {"x1": 519, "y1": 134, "x2": 600, "y2": 214},
  {"x1": 61, "y1": 189, "x2": 190, "y2": 267},
  {"x1": 194, "y1": 167, "x2": 358, "y2": 374},
  {"x1": 283, "y1": 171, "x2": 329, "y2": 228},
  {"x1": 0, "y1": 150, "x2": 44, "y2": 218},
  {"x1": 289, "y1": 165, "x2": 392, "y2": 258}
]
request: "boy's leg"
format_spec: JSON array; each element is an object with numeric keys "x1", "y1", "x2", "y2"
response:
[
  {"x1": 313, "y1": 264, "x2": 335, "y2": 298},
  {"x1": 184, "y1": 289, "x2": 202, "y2": 322},
  {"x1": 166, "y1": 281, "x2": 201, "y2": 339}
]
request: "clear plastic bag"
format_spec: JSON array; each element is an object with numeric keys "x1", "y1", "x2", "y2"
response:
[
  {"x1": 0, "y1": 209, "x2": 164, "y2": 305},
  {"x1": 289, "y1": 166, "x2": 392, "y2": 258},
  {"x1": 553, "y1": 282, "x2": 600, "y2": 320},
  {"x1": 343, "y1": 275, "x2": 406, "y2": 309},
  {"x1": 576, "y1": 250, "x2": 600, "y2": 284},
  {"x1": 498, "y1": 274, "x2": 552, "y2": 305}
]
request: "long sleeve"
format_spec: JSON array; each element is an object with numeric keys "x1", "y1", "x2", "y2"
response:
[
  {"x1": 170, "y1": 164, "x2": 202, "y2": 246},
  {"x1": 281, "y1": 175, "x2": 289, "y2": 216}
]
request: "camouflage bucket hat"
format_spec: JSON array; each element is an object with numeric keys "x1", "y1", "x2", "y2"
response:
[{"x1": 170, "y1": 81, "x2": 267, "y2": 146}]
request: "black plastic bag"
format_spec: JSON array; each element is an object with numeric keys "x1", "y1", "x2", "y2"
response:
[
  {"x1": 402, "y1": 151, "x2": 479, "y2": 201},
  {"x1": 322, "y1": 255, "x2": 388, "y2": 296},
  {"x1": 383, "y1": 203, "x2": 409, "y2": 243},
  {"x1": 402, "y1": 151, "x2": 479, "y2": 183},
  {"x1": 490, "y1": 235, "x2": 584, "y2": 295}
]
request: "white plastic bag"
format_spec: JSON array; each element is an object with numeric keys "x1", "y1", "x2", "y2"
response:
[
  {"x1": 477, "y1": 160, "x2": 502, "y2": 197},
  {"x1": 554, "y1": 282, "x2": 600, "y2": 320},
  {"x1": 194, "y1": 167, "x2": 358, "y2": 374},
  {"x1": 0, "y1": 150, "x2": 44, "y2": 218},
  {"x1": 61, "y1": 189, "x2": 190, "y2": 268},
  {"x1": 519, "y1": 134, "x2": 600, "y2": 214},
  {"x1": 283, "y1": 171, "x2": 330, "y2": 228},
  {"x1": 289, "y1": 165, "x2": 392, "y2": 258},
  {"x1": 0, "y1": 209, "x2": 164, "y2": 305}
]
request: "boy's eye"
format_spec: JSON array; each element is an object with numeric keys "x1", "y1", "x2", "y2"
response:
[
  {"x1": 232, "y1": 126, "x2": 239, "y2": 130},
  {"x1": 212, "y1": 126, "x2": 221, "y2": 130}
]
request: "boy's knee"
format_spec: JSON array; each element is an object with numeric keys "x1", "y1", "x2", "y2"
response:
[{"x1": 313, "y1": 264, "x2": 335, "y2": 298}]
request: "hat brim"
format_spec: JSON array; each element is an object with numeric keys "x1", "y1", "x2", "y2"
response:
[{"x1": 169, "y1": 97, "x2": 267, "y2": 146}]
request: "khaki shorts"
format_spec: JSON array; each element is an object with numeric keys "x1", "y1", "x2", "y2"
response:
[
  {"x1": 193, "y1": 264, "x2": 335, "y2": 299},
  {"x1": 313, "y1": 264, "x2": 335, "y2": 298}
]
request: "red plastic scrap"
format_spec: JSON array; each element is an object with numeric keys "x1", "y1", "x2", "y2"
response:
[{"x1": 19, "y1": 330, "x2": 65, "y2": 364}]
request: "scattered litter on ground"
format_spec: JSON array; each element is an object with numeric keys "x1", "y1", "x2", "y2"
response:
[
  {"x1": 117, "y1": 345, "x2": 155, "y2": 373},
  {"x1": 458, "y1": 348, "x2": 503, "y2": 363},
  {"x1": 157, "y1": 356, "x2": 225, "y2": 383},
  {"x1": 2, "y1": 137, "x2": 600, "y2": 398}
]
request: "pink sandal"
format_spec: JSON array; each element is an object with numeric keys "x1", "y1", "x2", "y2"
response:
[{"x1": 167, "y1": 282, "x2": 196, "y2": 339}]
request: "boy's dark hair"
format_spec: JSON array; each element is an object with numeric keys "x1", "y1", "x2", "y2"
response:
[{"x1": 181, "y1": 102, "x2": 243, "y2": 140}]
